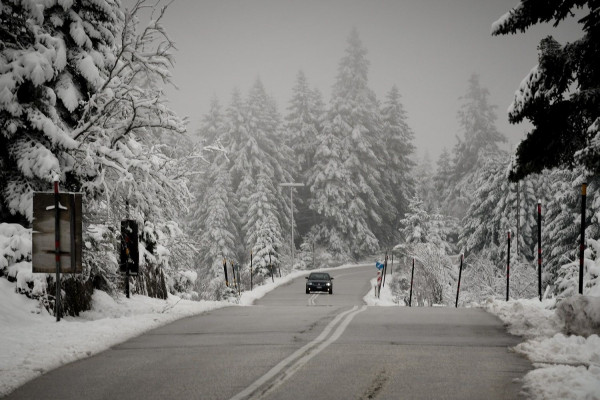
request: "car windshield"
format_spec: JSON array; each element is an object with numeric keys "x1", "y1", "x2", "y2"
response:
[{"x1": 309, "y1": 273, "x2": 329, "y2": 280}]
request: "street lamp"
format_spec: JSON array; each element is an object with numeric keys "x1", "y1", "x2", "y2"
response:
[{"x1": 279, "y1": 182, "x2": 304, "y2": 270}]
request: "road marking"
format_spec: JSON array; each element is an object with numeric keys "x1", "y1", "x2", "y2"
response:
[
  {"x1": 307, "y1": 293, "x2": 318, "y2": 306},
  {"x1": 229, "y1": 305, "x2": 367, "y2": 400}
]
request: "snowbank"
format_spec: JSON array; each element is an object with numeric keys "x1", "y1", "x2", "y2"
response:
[
  {"x1": 485, "y1": 297, "x2": 600, "y2": 400},
  {"x1": 363, "y1": 276, "x2": 398, "y2": 306},
  {"x1": 556, "y1": 295, "x2": 600, "y2": 336}
]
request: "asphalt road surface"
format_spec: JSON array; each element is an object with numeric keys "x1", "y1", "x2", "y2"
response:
[{"x1": 5, "y1": 265, "x2": 531, "y2": 400}]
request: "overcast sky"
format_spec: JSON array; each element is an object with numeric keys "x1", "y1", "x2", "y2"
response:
[{"x1": 149, "y1": 0, "x2": 584, "y2": 161}]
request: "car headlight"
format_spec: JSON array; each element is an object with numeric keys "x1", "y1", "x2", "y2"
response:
[{"x1": 326, "y1": 283, "x2": 331, "y2": 286}]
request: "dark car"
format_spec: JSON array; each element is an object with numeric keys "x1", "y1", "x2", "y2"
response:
[{"x1": 305, "y1": 272, "x2": 333, "y2": 294}]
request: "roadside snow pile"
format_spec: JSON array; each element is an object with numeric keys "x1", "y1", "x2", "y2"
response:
[
  {"x1": 485, "y1": 297, "x2": 600, "y2": 399},
  {"x1": 556, "y1": 295, "x2": 600, "y2": 336},
  {"x1": 0, "y1": 278, "x2": 227, "y2": 397},
  {"x1": 363, "y1": 276, "x2": 398, "y2": 306}
]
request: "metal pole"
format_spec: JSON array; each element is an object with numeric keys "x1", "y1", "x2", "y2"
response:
[
  {"x1": 391, "y1": 253, "x2": 393, "y2": 276},
  {"x1": 409, "y1": 258, "x2": 415, "y2": 307},
  {"x1": 312, "y1": 241, "x2": 315, "y2": 270},
  {"x1": 455, "y1": 253, "x2": 463, "y2": 308},
  {"x1": 538, "y1": 199, "x2": 542, "y2": 301},
  {"x1": 280, "y1": 182, "x2": 304, "y2": 271},
  {"x1": 580, "y1": 183, "x2": 587, "y2": 294},
  {"x1": 506, "y1": 231, "x2": 511, "y2": 301},
  {"x1": 54, "y1": 178, "x2": 61, "y2": 322}
]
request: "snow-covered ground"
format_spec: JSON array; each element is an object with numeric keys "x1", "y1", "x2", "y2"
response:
[
  {"x1": 0, "y1": 263, "x2": 368, "y2": 397},
  {"x1": 484, "y1": 297, "x2": 600, "y2": 400}
]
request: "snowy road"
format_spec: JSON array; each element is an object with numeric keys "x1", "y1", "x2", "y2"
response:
[{"x1": 4, "y1": 265, "x2": 530, "y2": 399}]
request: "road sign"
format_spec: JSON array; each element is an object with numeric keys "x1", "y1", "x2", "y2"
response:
[
  {"x1": 120, "y1": 220, "x2": 139, "y2": 275},
  {"x1": 32, "y1": 192, "x2": 82, "y2": 274}
]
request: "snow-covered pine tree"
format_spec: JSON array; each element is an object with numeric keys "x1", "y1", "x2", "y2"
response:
[
  {"x1": 309, "y1": 29, "x2": 385, "y2": 258},
  {"x1": 433, "y1": 148, "x2": 452, "y2": 207},
  {"x1": 0, "y1": 0, "x2": 121, "y2": 223},
  {"x1": 459, "y1": 154, "x2": 543, "y2": 266},
  {"x1": 194, "y1": 153, "x2": 241, "y2": 298},
  {"x1": 0, "y1": 0, "x2": 191, "y2": 310},
  {"x1": 441, "y1": 74, "x2": 506, "y2": 219},
  {"x1": 242, "y1": 171, "x2": 285, "y2": 278},
  {"x1": 412, "y1": 152, "x2": 436, "y2": 212},
  {"x1": 197, "y1": 95, "x2": 225, "y2": 146},
  {"x1": 380, "y1": 85, "x2": 415, "y2": 235},
  {"x1": 285, "y1": 71, "x2": 325, "y2": 241},
  {"x1": 542, "y1": 168, "x2": 581, "y2": 290},
  {"x1": 220, "y1": 80, "x2": 293, "y2": 273},
  {"x1": 285, "y1": 70, "x2": 323, "y2": 178},
  {"x1": 492, "y1": 1, "x2": 600, "y2": 180}
]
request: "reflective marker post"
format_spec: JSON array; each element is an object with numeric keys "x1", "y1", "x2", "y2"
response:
[
  {"x1": 223, "y1": 259, "x2": 229, "y2": 287},
  {"x1": 580, "y1": 183, "x2": 587, "y2": 294},
  {"x1": 455, "y1": 253, "x2": 463, "y2": 308},
  {"x1": 409, "y1": 258, "x2": 415, "y2": 307},
  {"x1": 250, "y1": 251, "x2": 253, "y2": 291},
  {"x1": 506, "y1": 231, "x2": 511, "y2": 301},
  {"x1": 538, "y1": 200, "x2": 542, "y2": 301}
]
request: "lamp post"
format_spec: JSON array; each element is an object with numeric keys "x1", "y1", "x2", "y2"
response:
[{"x1": 280, "y1": 182, "x2": 304, "y2": 270}]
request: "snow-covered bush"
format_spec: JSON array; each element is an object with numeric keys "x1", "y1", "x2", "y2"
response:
[
  {"x1": 0, "y1": 223, "x2": 30, "y2": 271},
  {"x1": 402, "y1": 243, "x2": 456, "y2": 306},
  {"x1": 386, "y1": 272, "x2": 411, "y2": 305}
]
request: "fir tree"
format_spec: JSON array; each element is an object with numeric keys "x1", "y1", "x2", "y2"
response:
[
  {"x1": 308, "y1": 29, "x2": 384, "y2": 258},
  {"x1": 197, "y1": 95, "x2": 225, "y2": 146},
  {"x1": 194, "y1": 153, "x2": 241, "y2": 287},
  {"x1": 442, "y1": 75, "x2": 506, "y2": 219},
  {"x1": 380, "y1": 85, "x2": 415, "y2": 234},
  {"x1": 492, "y1": 1, "x2": 600, "y2": 179}
]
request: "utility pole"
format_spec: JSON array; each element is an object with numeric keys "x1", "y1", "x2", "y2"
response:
[{"x1": 279, "y1": 182, "x2": 304, "y2": 270}]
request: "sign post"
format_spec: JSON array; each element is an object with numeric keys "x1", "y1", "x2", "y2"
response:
[
  {"x1": 53, "y1": 179, "x2": 61, "y2": 321},
  {"x1": 120, "y1": 220, "x2": 139, "y2": 298},
  {"x1": 32, "y1": 182, "x2": 83, "y2": 321}
]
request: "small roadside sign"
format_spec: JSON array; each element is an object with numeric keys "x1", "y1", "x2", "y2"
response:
[{"x1": 32, "y1": 192, "x2": 82, "y2": 274}]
